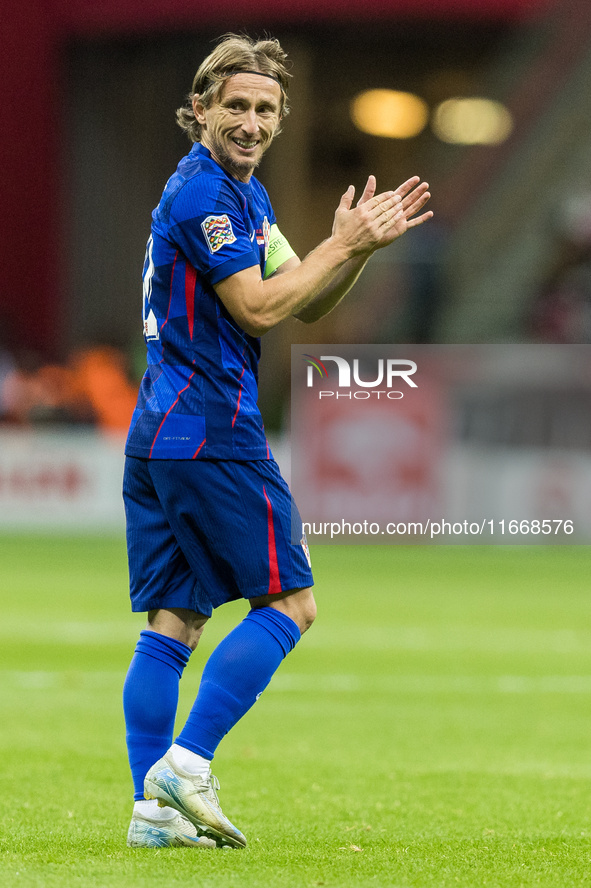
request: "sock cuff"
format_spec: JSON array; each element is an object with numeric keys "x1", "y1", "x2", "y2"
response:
[
  {"x1": 245, "y1": 606, "x2": 301, "y2": 657},
  {"x1": 136, "y1": 630, "x2": 192, "y2": 676}
]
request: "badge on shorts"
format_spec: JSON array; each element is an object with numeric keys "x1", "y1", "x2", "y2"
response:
[
  {"x1": 301, "y1": 533, "x2": 312, "y2": 568},
  {"x1": 201, "y1": 214, "x2": 237, "y2": 253}
]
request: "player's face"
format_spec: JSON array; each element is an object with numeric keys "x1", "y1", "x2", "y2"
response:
[{"x1": 193, "y1": 73, "x2": 282, "y2": 182}]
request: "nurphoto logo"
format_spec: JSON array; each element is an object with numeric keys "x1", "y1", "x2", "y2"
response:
[{"x1": 303, "y1": 354, "x2": 418, "y2": 400}]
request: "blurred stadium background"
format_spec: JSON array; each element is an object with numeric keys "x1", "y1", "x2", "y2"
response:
[
  {"x1": 2, "y1": 0, "x2": 591, "y2": 528},
  {"x1": 4, "y1": 5, "x2": 591, "y2": 882}
]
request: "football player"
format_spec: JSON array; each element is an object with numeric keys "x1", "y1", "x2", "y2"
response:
[{"x1": 123, "y1": 32, "x2": 432, "y2": 849}]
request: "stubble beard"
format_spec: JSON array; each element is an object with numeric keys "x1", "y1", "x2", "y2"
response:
[{"x1": 210, "y1": 138, "x2": 261, "y2": 182}]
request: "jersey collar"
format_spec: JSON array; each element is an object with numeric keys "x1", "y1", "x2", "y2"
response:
[{"x1": 191, "y1": 143, "x2": 253, "y2": 194}]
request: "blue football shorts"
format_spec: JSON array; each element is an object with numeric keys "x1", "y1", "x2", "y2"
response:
[{"x1": 123, "y1": 456, "x2": 314, "y2": 617}]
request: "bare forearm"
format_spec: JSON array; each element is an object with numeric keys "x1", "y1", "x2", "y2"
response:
[
  {"x1": 215, "y1": 236, "x2": 352, "y2": 336},
  {"x1": 214, "y1": 180, "x2": 431, "y2": 337},
  {"x1": 293, "y1": 253, "x2": 371, "y2": 323}
]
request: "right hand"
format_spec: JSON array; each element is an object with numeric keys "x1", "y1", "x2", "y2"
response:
[{"x1": 331, "y1": 175, "x2": 432, "y2": 257}]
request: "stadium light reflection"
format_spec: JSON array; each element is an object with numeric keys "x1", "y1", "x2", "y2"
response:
[
  {"x1": 350, "y1": 89, "x2": 429, "y2": 139},
  {"x1": 432, "y1": 97, "x2": 513, "y2": 145}
]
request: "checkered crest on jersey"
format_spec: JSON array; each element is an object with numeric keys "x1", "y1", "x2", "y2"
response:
[{"x1": 201, "y1": 215, "x2": 237, "y2": 253}]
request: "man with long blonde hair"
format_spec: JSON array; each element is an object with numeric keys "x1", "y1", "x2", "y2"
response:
[{"x1": 122, "y1": 32, "x2": 432, "y2": 850}]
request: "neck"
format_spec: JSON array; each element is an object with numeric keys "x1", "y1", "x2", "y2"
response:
[{"x1": 201, "y1": 138, "x2": 254, "y2": 183}]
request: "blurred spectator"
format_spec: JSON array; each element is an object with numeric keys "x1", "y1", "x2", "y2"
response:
[
  {"x1": 1, "y1": 344, "x2": 137, "y2": 432},
  {"x1": 1, "y1": 351, "x2": 74, "y2": 425},
  {"x1": 69, "y1": 346, "x2": 138, "y2": 432},
  {"x1": 529, "y1": 191, "x2": 591, "y2": 343},
  {"x1": 0, "y1": 344, "x2": 16, "y2": 421}
]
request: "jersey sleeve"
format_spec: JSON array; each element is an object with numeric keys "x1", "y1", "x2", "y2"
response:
[{"x1": 168, "y1": 175, "x2": 260, "y2": 285}]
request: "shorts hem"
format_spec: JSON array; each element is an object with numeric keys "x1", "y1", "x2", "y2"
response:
[{"x1": 130, "y1": 574, "x2": 314, "y2": 616}]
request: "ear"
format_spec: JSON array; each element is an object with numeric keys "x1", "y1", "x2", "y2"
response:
[{"x1": 192, "y1": 94, "x2": 206, "y2": 126}]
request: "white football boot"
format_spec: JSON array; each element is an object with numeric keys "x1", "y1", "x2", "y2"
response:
[
  {"x1": 127, "y1": 807, "x2": 217, "y2": 848},
  {"x1": 144, "y1": 751, "x2": 247, "y2": 849}
]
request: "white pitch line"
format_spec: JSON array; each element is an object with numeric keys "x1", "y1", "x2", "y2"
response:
[
  {"x1": 3, "y1": 671, "x2": 591, "y2": 695},
  {"x1": 1, "y1": 621, "x2": 590, "y2": 655}
]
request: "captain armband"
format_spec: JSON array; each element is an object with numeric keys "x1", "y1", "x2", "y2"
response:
[{"x1": 263, "y1": 224, "x2": 297, "y2": 279}]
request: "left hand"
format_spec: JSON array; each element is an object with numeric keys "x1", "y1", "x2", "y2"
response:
[{"x1": 357, "y1": 174, "x2": 433, "y2": 248}]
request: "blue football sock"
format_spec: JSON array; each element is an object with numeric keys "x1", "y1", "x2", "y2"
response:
[
  {"x1": 123, "y1": 630, "x2": 192, "y2": 800},
  {"x1": 176, "y1": 607, "x2": 301, "y2": 760}
]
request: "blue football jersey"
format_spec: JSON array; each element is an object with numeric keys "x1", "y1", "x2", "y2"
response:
[{"x1": 125, "y1": 144, "x2": 276, "y2": 459}]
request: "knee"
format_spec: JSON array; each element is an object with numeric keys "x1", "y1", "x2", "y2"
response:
[
  {"x1": 298, "y1": 595, "x2": 317, "y2": 634},
  {"x1": 147, "y1": 607, "x2": 209, "y2": 651},
  {"x1": 284, "y1": 588, "x2": 317, "y2": 635},
  {"x1": 251, "y1": 587, "x2": 317, "y2": 635},
  {"x1": 182, "y1": 628, "x2": 205, "y2": 652}
]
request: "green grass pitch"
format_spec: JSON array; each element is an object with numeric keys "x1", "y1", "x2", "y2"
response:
[{"x1": 1, "y1": 537, "x2": 591, "y2": 887}]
